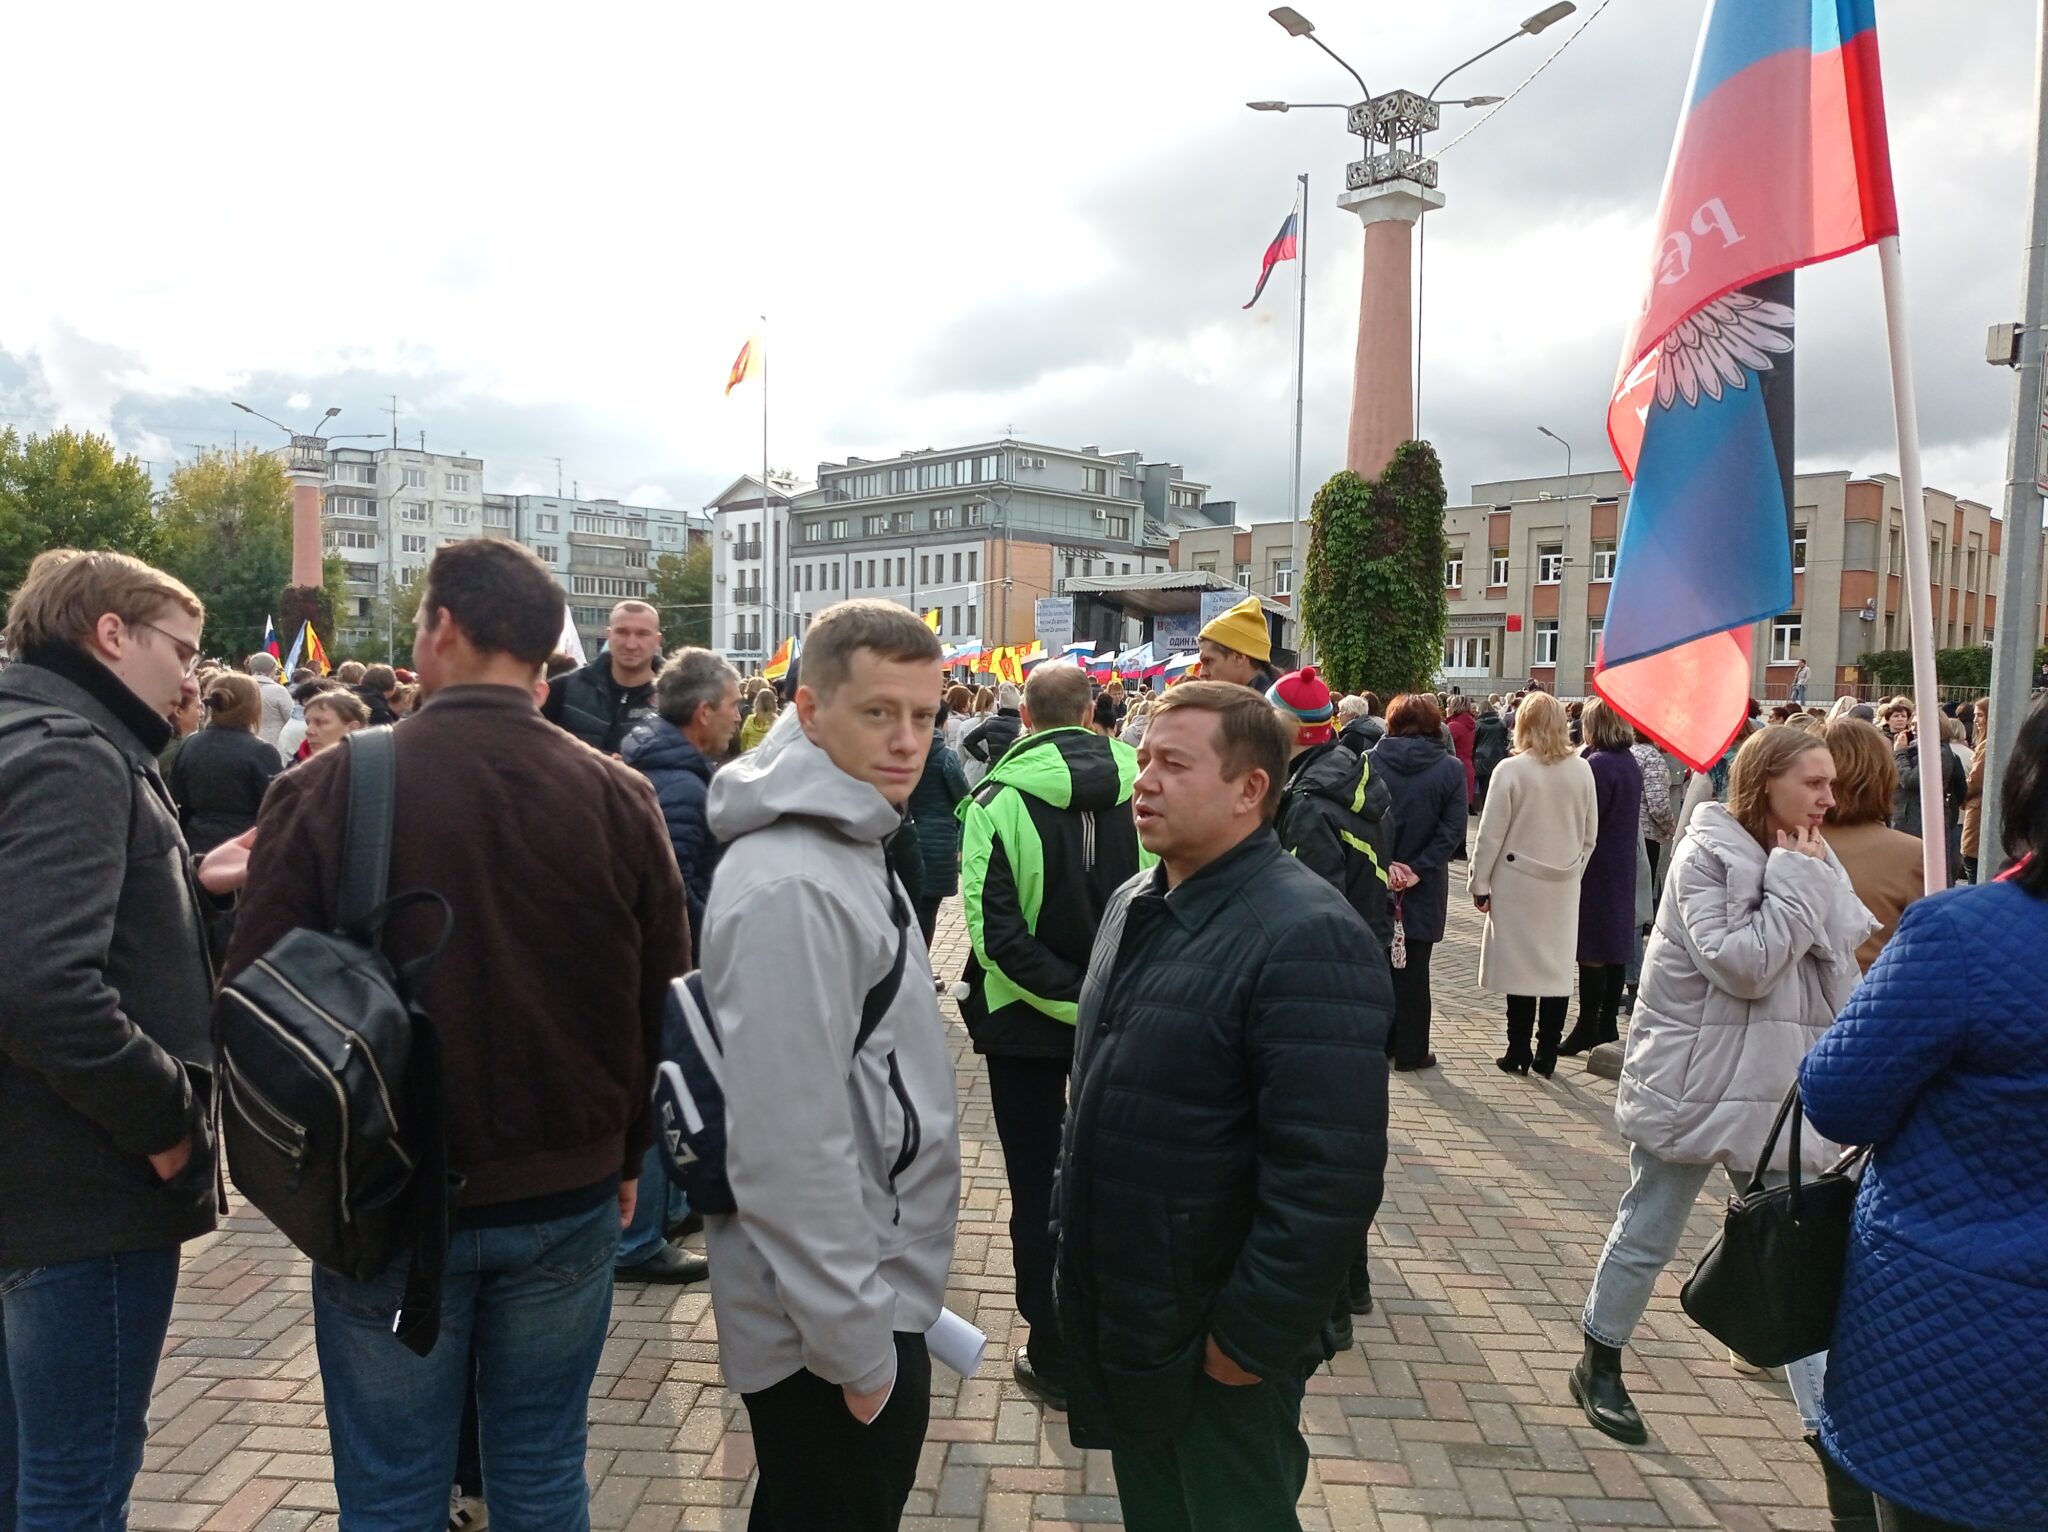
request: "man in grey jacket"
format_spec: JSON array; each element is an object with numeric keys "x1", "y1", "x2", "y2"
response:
[
  {"x1": 702, "y1": 599, "x2": 961, "y2": 1532},
  {"x1": 0, "y1": 549, "x2": 218, "y2": 1527}
]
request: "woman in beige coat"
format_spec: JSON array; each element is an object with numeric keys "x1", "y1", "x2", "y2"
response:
[{"x1": 1469, "y1": 693, "x2": 1598, "y2": 1077}]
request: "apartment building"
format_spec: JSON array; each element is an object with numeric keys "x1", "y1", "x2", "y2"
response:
[
  {"x1": 1168, "y1": 521, "x2": 1304, "y2": 651},
  {"x1": 322, "y1": 446, "x2": 486, "y2": 649},
  {"x1": 1438, "y1": 469, "x2": 2043, "y2": 697},
  {"x1": 709, "y1": 441, "x2": 1227, "y2": 667},
  {"x1": 480, "y1": 493, "x2": 709, "y2": 654}
]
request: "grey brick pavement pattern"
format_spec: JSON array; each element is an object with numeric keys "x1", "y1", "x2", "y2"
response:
[{"x1": 139, "y1": 893, "x2": 1834, "y2": 1530}]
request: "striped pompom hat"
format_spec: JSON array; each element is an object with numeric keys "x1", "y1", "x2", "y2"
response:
[{"x1": 1267, "y1": 666, "x2": 1335, "y2": 745}]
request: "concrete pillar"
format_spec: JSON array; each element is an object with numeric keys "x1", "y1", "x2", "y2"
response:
[
  {"x1": 1337, "y1": 182, "x2": 1445, "y2": 482},
  {"x1": 290, "y1": 471, "x2": 324, "y2": 588}
]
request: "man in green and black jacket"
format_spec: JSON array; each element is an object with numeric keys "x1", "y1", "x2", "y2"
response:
[{"x1": 958, "y1": 660, "x2": 1145, "y2": 1412}]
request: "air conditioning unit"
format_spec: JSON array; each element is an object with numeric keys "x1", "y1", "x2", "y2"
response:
[
  {"x1": 1033, "y1": 456, "x2": 1047, "y2": 468},
  {"x1": 716, "y1": 574, "x2": 727, "y2": 584},
  {"x1": 1092, "y1": 508, "x2": 1107, "y2": 521},
  {"x1": 721, "y1": 528, "x2": 734, "y2": 540}
]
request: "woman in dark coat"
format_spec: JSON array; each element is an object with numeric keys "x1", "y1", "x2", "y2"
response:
[
  {"x1": 1445, "y1": 694, "x2": 1478, "y2": 806},
  {"x1": 1364, "y1": 694, "x2": 1469, "y2": 1071},
  {"x1": 907, "y1": 701, "x2": 970, "y2": 947},
  {"x1": 166, "y1": 672, "x2": 283, "y2": 856},
  {"x1": 1559, "y1": 698, "x2": 1644, "y2": 1057},
  {"x1": 1472, "y1": 700, "x2": 1510, "y2": 810}
]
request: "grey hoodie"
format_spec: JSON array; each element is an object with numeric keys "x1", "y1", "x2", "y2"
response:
[{"x1": 701, "y1": 710, "x2": 962, "y2": 1396}]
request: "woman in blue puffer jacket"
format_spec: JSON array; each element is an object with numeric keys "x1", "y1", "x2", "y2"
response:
[{"x1": 1800, "y1": 704, "x2": 2048, "y2": 1532}]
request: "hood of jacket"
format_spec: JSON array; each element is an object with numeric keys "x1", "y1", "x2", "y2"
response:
[
  {"x1": 1289, "y1": 739, "x2": 1390, "y2": 824},
  {"x1": 706, "y1": 707, "x2": 901, "y2": 846},
  {"x1": 1367, "y1": 731, "x2": 1448, "y2": 782},
  {"x1": 981, "y1": 725, "x2": 1135, "y2": 812},
  {"x1": 620, "y1": 715, "x2": 713, "y2": 782},
  {"x1": 1338, "y1": 715, "x2": 1386, "y2": 754}
]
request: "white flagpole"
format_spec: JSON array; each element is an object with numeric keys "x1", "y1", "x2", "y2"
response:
[
  {"x1": 1877, "y1": 233, "x2": 1948, "y2": 890},
  {"x1": 1291, "y1": 172, "x2": 1309, "y2": 662}
]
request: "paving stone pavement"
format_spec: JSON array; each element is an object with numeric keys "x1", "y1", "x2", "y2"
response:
[{"x1": 143, "y1": 891, "x2": 1834, "y2": 1531}]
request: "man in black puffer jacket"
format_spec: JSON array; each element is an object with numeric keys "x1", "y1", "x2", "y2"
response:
[
  {"x1": 1267, "y1": 667, "x2": 1395, "y2": 951},
  {"x1": 1053, "y1": 682, "x2": 1390, "y2": 1528},
  {"x1": 962, "y1": 681, "x2": 1024, "y2": 769},
  {"x1": 542, "y1": 600, "x2": 662, "y2": 754}
]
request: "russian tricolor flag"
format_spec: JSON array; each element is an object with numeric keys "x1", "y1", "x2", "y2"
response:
[
  {"x1": 1242, "y1": 210, "x2": 1299, "y2": 311},
  {"x1": 1594, "y1": 0, "x2": 1898, "y2": 770}
]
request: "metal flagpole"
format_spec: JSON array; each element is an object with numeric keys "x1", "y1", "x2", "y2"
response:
[
  {"x1": 1877, "y1": 234, "x2": 1949, "y2": 890},
  {"x1": 1291, "y1": 172, "x2": 1309, "y2": 661},
  {"x1": 1979, "y1": 0, "x2": 2048, "y2": 879},
  {"x1": 761, "y1": 315, "x2": 777, "y2": 650}
]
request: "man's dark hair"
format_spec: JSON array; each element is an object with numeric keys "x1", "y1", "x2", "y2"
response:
[
  {"x1": 1150, "y1": 679, "x2": 1290, "y2": 821},
  {"x1": 800, "y1": 600, "x2": 942, "y2": 698},
  {"x1": 419, "y1": 540, "x2": 564, "y2": 665},
  {"x1": 654, "y1": 647, "x2": 740, "y2": 730},
  {"x1": 546, "y1": 650, "x2": 579, "y2": 678}
]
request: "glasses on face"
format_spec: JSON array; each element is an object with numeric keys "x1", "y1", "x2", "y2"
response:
[{"x1": 134, "y1": 620, "x2": 201, "y2": 675}]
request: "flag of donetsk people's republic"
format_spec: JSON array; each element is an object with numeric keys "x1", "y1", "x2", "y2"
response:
[
  {"x1": 1594, "y1": 0, "x2": 1898, "y2": 771},
  {"x1": 725, "y1": 336, "x2": 761, "y2": 397},
  {"x1": 1242, "y1": 210, "x2": 1299, "y2": 310}
]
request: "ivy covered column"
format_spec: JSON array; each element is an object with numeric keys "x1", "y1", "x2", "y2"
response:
[{"x1": 1302, "y1": 440, "x2": 1449, "y2": 698}]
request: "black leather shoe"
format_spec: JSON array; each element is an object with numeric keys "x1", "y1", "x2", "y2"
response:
[
  {"x1": 1347, "y1": 1272, "x2": 1374, "y2": 1316},
  {"x1": 1555, "y1": 1020, "x2": 1598, "y2": 1058},
  {"x1": 1569, "y1": 1337, "x2": 1648, "y2": 1445},
  {"x1": 1805, "y1": 1434, "x2": 1879, "y2": 1531},
  {"x1": 614, "y1": 1244, "x2": 710, "y2": 1285},
  {"x1": 665, "y1": 1209, "x2": 704, "y2": 1241},
  {"x1": 1013, "y1": 1346, "x2": 1068, "y2": 1412},
  {"x1": 1392, "y1": 1053, "x2": 1437, "y2": 1072}
]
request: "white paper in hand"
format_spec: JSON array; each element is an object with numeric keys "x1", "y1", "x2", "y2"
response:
[{"x1": 925, "y1": 1308, "x2": 987, "y2": 1378}]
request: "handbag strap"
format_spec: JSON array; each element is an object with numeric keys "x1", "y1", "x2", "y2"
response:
[
  {"x1": 1746, "y1": 1081, "x2": 1806, "y2": 1203},
  {"x1": 338, "y1": 728, "x2": 396, "y2": 938}
]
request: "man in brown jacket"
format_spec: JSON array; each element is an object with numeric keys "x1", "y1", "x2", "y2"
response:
[{"x1": 226, "y1": 538, "x2": 686, "y2": 1529}]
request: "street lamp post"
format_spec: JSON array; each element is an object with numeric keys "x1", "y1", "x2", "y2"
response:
[{"x1": 1538, "y1": 425, "x2": 1572, "y2": 491}]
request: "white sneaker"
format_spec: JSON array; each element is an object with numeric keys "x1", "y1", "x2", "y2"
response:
[
  {"x1": 1729, "y1": 1349, "x2": 1763, "y2": 1375},
  {"x1": 448, "y1": 1488, "x2": 488, "y2": 1529}
]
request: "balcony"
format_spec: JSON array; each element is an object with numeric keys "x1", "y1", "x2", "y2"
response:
[
  {"x1": 734, "y1": 541, "x2": 763, "y2": 560},
  {"x1": 732, "y1": 585, "x2": 765, "y2": 606}
]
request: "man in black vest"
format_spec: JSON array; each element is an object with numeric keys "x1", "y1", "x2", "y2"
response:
[{"x1": 543, "y1": 599, "x2": 662, "y2": 753}]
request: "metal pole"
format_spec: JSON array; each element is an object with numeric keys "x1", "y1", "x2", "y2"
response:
[
  {"x1": 762, "y1": 319, "x2": 777, "y2": 649},
  {"x1": 1877, "y1": 234, "x2": 1949, "y2": 891},
  {"x1": 1291, "y1": 172, "x2": 1309, "y2": 660},
  {"x1": 1981, "y1": 0, "x2": 2048, "y2": 879}
]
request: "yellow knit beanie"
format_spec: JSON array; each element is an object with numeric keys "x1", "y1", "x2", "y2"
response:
[{"x1": 1198, "y1": 595, "x2": 1271, "y2": 663}]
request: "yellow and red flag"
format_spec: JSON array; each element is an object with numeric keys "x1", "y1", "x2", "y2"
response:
[
  {"x1": 762, "y1": 635, "x2": 794, "y2": 682},
  {"x1": 725, "y1": 336, "x2": 762, "y2": 397},
  {"x1": 922, "y1": 608, "x2": 941, "y2": 632},
  {"x1": 305, "y1": 625, "x2": 331, "y2": 677}
]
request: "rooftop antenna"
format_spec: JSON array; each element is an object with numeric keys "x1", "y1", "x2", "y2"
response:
[
  {"x1": 553, "y1": 457, "x2": 563, "y2": 497},
  {"x1": 389, "y1": 394, "x2": 399, "y2": 449}
]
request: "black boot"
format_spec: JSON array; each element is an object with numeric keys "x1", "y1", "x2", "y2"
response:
[
  {"x1": 1533, "y1": 1006, "x2": 1565, "y2": 1080},
  {"x1": 1497, "y1": 1013, "x2": 1533, "y2": 1075},
  {"x1": 1346, "y1": 1252, "x2": 1373, "y2": 1315},
  {"x1": 1805, "y1": 1434, "x2": 1879, "y2": 1532},
  {"x1": 1557, "y1": 966, "x2": 1602, "y2": 1056},
  {"x1": 1595, "y1": 965, "x2": 1626, "y2": 1047},
  {"x1": 1556, "y1": 1016, "x2": 1599, "y2": 1057},
  {"x1": 1569, "y1": 1334, "x2": 1648, "y2": 1445}
]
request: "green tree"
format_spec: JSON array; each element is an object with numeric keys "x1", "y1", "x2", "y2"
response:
[
  {"x1": 1301, "y1": 441, "x2": 1449, "y2": 697},
  {"x1": 153, "y1": 449, "x2": 299, "y2": 662},
  {"x1": 0, "y1": 427, "x2": 159, "y2": 622},
  {"x1": 345, "y1": 576, "x2": 425, "y2": 666},
  {"x1": 649, "y1": 544, "x2": 712, "y2": 649}
]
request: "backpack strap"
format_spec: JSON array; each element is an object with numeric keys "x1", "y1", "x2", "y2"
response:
[
  {"x1": 0, "y1": 705, "x2": 74, "y2": 745},
  {"x1": 338, "y1": 729, "x2": 396, "y2": 937},
  {"x1": 853, "y1": 855, "x2": 911, "y2": 1057}
]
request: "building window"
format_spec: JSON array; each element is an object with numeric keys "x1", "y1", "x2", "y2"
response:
[
  {"x1": 1234, "y1": 563, "x2": 1251, "y2": 590},
  {"x1": 1533, "y1": 619, "x2": 1559, "y2": 666},
  {"x1": 896, "y1": 557, "x2": 906, "y2": 584},
  {"x1": 445, "y1": 504, "x2": 470, "y2": 525},
  {"x1": 965, "y1": 503, "x2": 984, "y2": 526},
  {"x1": 968, "y1": 551, "x2": 978, "y2": 582},
  {"x1": 933, "y1": 506, "x2": 957, "y2": 529},
  {"x1": 1537, "y1": 544, "x2": 1565, "y2": 584},
  {"x1": 445, "y1": 473, "x2": 470, "y2": 492},
  {"x1": 1106, "y1": 515, "x2": 1130, "y2": 539},
  {"x1": 1771, "y1": 613, "x2": 1803, "y2": 664},
  {"x1": 864, "y1": 515, "x2": 886, "y2": 536},
  {"x1": 830, "y1": 565, "x2": 839, "y2": 590},
  {"x1": 1588, "y1": 617, "x2": 1605, "y2": 664},
  {"x1": 1084, "y1": 466, "x2": 1108, "y2": 494},
  {"x1": 951, "y1": 606, "x2": 962, "y2": 633},
  {"x1": 402, "y1": 501, "x2": 429, "y2": 523},
  {"x1": 1490, "y1": 548, "x2": 1510, "y2": 587},
  {"x1": 919, "y1": 555, "x2": 930, "y2": 584},
  {"x1": 952, "y1": 552, "x2": 963, "y2": 584},
  {"x1": 1444, "y1": 557, "x2": 1464, "y2": 589},
  {"x1": 401, "y1": 534, "x2": 428, "y2": 554},
  {"x1": 803, "y1": 522, "x2": 821, "y2": 543},
  {"x1": 1443, "y1": 635, "x2": 1491, "y2": 671},
  {"x1": 1274, "y1": 560, "x2": 1294, "y2": 596},
  {"x1": 571, "y1": 575, "x2": 649, "y2": 598},
  {"x1": 533, "y1": 544, "x2": 560, "y2": 563},
  {"x1": 1792, "y1": 526, "x2": 1808, "y2": 574},
  {"x1": 483, "y1": 503, "x2": 512, "y2": 528},
  {"x1": 328, "y1": 530, "x2": 378, "y2": 550},
  {"x1": 659, "y1": 525, "x2": 679, "y2": 544},
  {"x1": 965, "y1": 604, "x2": 977, "y2": 632},
  {"x1": 537, "y1": 513, "x2": 559, "y2": 533},
  {"x1": 803, "y1": 566, "x2": 813, "y2": 592},
  {"x1": 402, "y1": 468, "x2": 427, "y2": 489},
  {"x1": 398, "y1": 567, "x2": 420, "y2": 586},
  {"x1": 1591, "y1": 541, "x2": 1617, "y2": 581}
]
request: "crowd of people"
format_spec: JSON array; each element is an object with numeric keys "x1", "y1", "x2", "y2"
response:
[{"x1": 0, "y1": 548, "x2": 2042, "y2": 1532}]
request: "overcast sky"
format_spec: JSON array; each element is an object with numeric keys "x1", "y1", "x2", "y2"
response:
[{"x1": 1, "y1": 0, "x2": 2035, "y2": 519}]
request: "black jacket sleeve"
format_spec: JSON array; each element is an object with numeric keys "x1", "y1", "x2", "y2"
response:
[
  {"x1": 1207, "y1": 907, "x2": 1391, "y2": 1378},
  {"x1": 1277, "y1": 798, "x2": 1346, "y2": 894},
  {"x1": 962, "y1": 718, "x2": 993, "y2": 763},
  {"x1": 981, "y1": 826, "x2": 1088, "y2": 1006}
]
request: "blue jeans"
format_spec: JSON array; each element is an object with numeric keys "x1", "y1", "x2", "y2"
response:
[
  {"x1": 1585, "y1": 1144, "x2": 1827, "y2": 1429},
  {"x1": 313, "y1": 1198, "x2": 619, "y2": 1532},
  {"x1": 614, "y1": 1143, "x2": 685, "y2": 1269},
  {"x1": 0, "y1": 1247, "x2": 181, "y2": 1531}
]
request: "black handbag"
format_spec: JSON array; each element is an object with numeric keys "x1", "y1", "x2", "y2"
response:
[{"x1": 1679, "y1": 1082, "x2": 1868, "y2": 1369}]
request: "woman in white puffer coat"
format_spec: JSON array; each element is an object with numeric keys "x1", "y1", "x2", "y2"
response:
[{"x1": 1571, "y1": 725, "x2": 1874, "y2": 1470}]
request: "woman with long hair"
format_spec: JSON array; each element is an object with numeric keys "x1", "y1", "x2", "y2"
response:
[
  {"x1": 737, "y1": 685, "x2": 778, "y2": 753},
  {"x1": 1468, "y1": 693, "x2": 1597, "y2": 1077},
  {"x1": 1798, "y1": 704, "x2": 2048, "y2": 1532},
  {"x1": 1559, "y1": 699, "x2": 1644, "y2": 1057},
  {"x1": 1573, "y1": 726, "x2": 1871, "y2": 1465}
]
